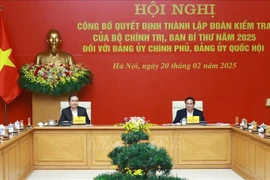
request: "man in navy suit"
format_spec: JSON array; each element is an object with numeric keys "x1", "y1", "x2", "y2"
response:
[
  {"x1": 59, "y1": 95, "x2": 90, "y2": 125},
  {"x1": 173, "y1": 97, "x2": 206, "y2": 124}
]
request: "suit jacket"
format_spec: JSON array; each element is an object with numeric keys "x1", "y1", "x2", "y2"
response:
[
  {"x1": 59, "y1": 106, "x2": 90, "y2": 124},
  {"x1": 173, "y1": 108, "x2": 205, "y2": 124}
]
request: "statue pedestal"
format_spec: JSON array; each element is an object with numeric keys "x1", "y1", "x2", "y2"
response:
[{"x1": 32, "y1": 93, "x2": 69, "y2": 126}]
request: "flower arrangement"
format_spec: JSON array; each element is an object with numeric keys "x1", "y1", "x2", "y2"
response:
[
  {"x1": 120, "y1": 116, "x2": 155, "y2": 133},
  {"x1": 18, "y1": 63, "x2": 93, "y2": 96}
]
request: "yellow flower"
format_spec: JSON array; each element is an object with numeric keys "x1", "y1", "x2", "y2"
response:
[
  {"x1": 124, "y1": 166, "x2": 144, "y2": 176},
  {"x1": 133, "y1": 169, "x2": 144, "y2": 176}
]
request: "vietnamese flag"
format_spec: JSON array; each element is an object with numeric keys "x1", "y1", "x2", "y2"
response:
[{"x1": 0, "y1": 11, "x2": 20, "y2": 104}]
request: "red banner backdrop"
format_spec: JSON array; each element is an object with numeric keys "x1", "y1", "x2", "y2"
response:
[{"x1": 0, "y1": 1, "x2": 270, "y2": 125}]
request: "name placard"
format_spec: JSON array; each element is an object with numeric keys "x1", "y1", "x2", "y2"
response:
[
  {"x1": 73, "y1": 116, "x2": 86, "y2": 124},
  {"x1": 187, "y1": 116, "x2": 200, "y2": 124}
]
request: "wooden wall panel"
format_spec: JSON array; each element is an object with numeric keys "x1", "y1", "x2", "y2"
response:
[
  {"x1": 32, "y1": 94, "x2": 69, "y2": 126},
  {"x1": 34, "y1": 131, "x2": 87, "y2": 167},
  {"x1": 89, "y1": 130, "x2": 122, "y2": 168},
  {"x1": 232, "y1": 128, "x2": 270, "y2": 180},
  {"x1": 176, "y1": 129, "x2": 231, "y2": 167},
  {"x1": 0, "y1": 150, "x2": 4, "y2": 180},
  {"x1": 4, "y1": 142, "x2": 20, "y2": 180},
  {"x1": 266, "y1": 150, "x2": 270, "y2": 180},
  {"x1": 19, "y1": 134, "x2": 33, "y2": 178}
]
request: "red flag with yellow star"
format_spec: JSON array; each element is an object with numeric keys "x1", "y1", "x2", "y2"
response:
[{"x1": 0, "y1": 11, "x2": 20, "y2": 104}]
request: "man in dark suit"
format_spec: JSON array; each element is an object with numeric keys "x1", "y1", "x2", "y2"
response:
[
  {"x1": 173, "y1": 97, "x2": 206, "y2": 124},
  {"x1": 59, "y1": 95, "x2": 90, "y2": 125}
]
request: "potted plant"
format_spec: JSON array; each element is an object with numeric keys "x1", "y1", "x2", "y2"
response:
[{"x1": 94, "y1": 117, "x2": 186, "y2": 180}]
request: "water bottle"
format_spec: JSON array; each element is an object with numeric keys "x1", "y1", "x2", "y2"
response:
[
  {"x1": 15, "y1": 120, "x2": 20, "y2": 130},
  {"x1": 8, "y1": 123, "x2": 14, "y2": 133},
  {"x1": 5, "y1": 126, "x2": 8, "y2": 136},
  {"x1": 181, "y1": 117, "x2": 187, "y2": 126},
  {"x1": 0, "y1": 124, "x2": 5, "y2": 135}
]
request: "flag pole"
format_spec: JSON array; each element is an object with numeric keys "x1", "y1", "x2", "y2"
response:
[{"x1": 4, "y1": 102, "x2": 8, "y2": 125}]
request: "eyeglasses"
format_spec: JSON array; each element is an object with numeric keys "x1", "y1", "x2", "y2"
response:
[{"x1": 185, "y1": 103, "x2": 194, "y2": 105}]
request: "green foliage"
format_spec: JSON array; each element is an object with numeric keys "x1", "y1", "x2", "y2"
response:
[
  {"x1": 94, "y1": 172, "x2": 187, "y2": 180},
  {"x1": 121, "y1": 131, "x2": 149, "y2": 145},
  {"x1": 94, "y1": 172, "x2": 134, "y2": 180},
  {"x1": 108, "y1": 143, "x2": 173, "y2": 176},
  {"x1": 96, "y1": 123, "x2": 185, "y2": 179}
]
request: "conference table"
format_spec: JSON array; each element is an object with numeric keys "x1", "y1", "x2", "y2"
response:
[{"x1": 0, "y1": 125, "x2": 269, "y2": 180}]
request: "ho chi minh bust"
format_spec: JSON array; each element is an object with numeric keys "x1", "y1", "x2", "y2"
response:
[{"x1": 35, "y1": 29, "x2": 74, "y2": 65}]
